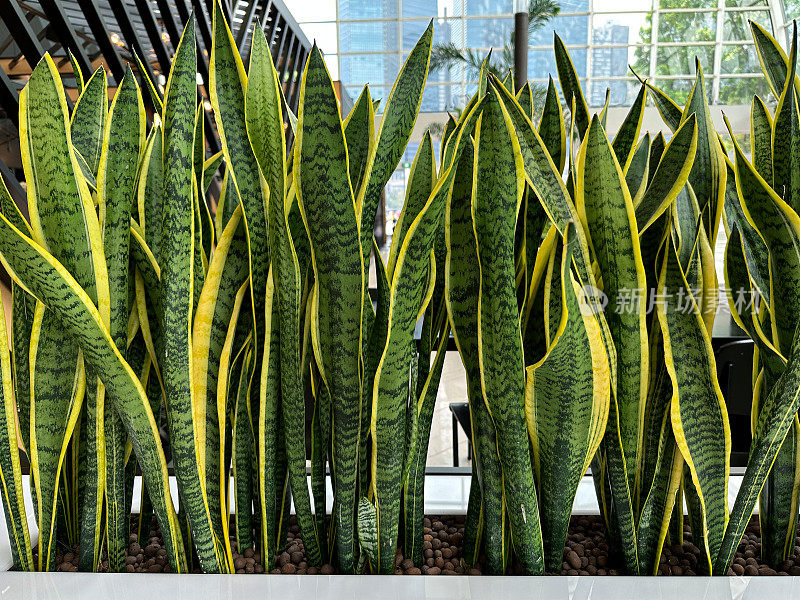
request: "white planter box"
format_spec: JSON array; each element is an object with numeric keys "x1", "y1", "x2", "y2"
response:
[
  {"x1": 0, "y1": 572, "x2": 788, "y2": 599},
  {"x1": 0, "y1": 472, "x2": 766, "y2": 600}
]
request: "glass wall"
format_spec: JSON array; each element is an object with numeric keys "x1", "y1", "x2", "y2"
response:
[{"x1": 286, "y1": 0, "x2": 789, "y2": 111}]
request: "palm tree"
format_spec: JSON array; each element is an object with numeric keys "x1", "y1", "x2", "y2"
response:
[{"x1": 429, "y1": 0, "x2": 560, "y2": 111}]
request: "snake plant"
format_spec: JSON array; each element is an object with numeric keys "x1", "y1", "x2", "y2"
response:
[{"x1": 2, "y1": 3, "x2": 800, "y2": 578}]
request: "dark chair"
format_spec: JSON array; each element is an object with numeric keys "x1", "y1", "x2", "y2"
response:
[
  {"x1": 449, "y1": 402, "x2": 472, "y2": 467},
  {"x1": 715, "y1": 339, "x2": 755, "y2": 467}
]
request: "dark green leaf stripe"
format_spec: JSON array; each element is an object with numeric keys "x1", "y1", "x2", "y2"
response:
[
  {"x1": 626, "y1": 134, "x2": 650, "y2": 205},
  {"x1": 192, "y1": 205, "x2": 248, "y2": 563},
  {"x1": 714, "y1": 325, "x2": 800, "y2": 574},
  {"x1": 247, "y1": 22, "x2": 321, "y2": 565},
  {"x1": 577, "y1": 115, "x2": 648, "y2": 508},
  {"x1": 527, "y1": 223, "x2": 610, "y2": 571},
  {"x1": 554, "y1": 33, "x2": 589, "y2": 138},
  {"x1": 612, "y1": 83, "x2": 647, "y2": 172},
  {"x1": 343, "y1": 86, "x2": 375, "y2": 199},
  {"x1": 29, "y1": 306, "x2": 82, "y2": 570},
  {"x1": 537, "y1": 77, "x2": 566, "y2": 173},
  {"x1": 356, "y1": 21, "x2": 432, "y2": 267},
  {"x1": 162, "y1": 17, "x2": 225, "y2": 573},
  {"x1": 751, "y1": 95, "x2": 774, "y2": 184},
  {"x1": 635, "y1": 115, "x2": 698, "y2": 233},
  {"x1": 772, "y1": 26, "x2": 800, "y2": 215},
  {"x1": 472, "y1": 89, "x2": 543, "y2": 574},
  {"x1": 0, "y1": 290, "x2": 33, "y2": 571},
  {"x1": 0, "y1": 212, "x2": 186, "y2": 571},
  {"x1": 69, "y1": 66, "x2": 107, "y2": 175},
  {"x1": 294, "y1": 46, "x2": 364, "y2": 573},
  {"x1": 97, "y1": 67, "x2": 145, "y2": 571},
  {"x1": 657, "y1": 237, "x2": 730, "y2": 569},
  {"x1": 386, "y1": 131, "x2": 435, "y2": 279}
]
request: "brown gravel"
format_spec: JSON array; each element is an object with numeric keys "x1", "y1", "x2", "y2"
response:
[{"x1": 44, "y1": 514, "x2": 800, "y2": 575}]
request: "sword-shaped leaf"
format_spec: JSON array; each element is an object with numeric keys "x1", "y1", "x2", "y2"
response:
[
  {"x1": 635, "y1": 115, "x2": 698, "y2": 233},
  {"x1": 554, "y1": 33, "x2": 589, "y2": 138},
  {"x1": 162, "y1": 16, "x2": 225, "y2": 573},
  {"x1": 772, "y1": 24, "x2": 800, "y2": 215},
  {"x1": 192, "y1": 205, "x2": 248, "y2": 558},
  {"x1": 343, "y1": 86, "x2": 375, "y2": 198},
  {"x1": 657, "y1": 236, "x2": 730, "y2": 570},
  {"x1": 681, "y1": 62, "x2": 727, "y2": 241},
  {"x1": 356, "y1": 21, "x2": 432, "y2": 267},
  {"x1": 751, "y1": 95, "x2": 774, "y2": 184},
  {"x1": 473, "y1": 88, "x2": 543, "y2": 574},
  {"x1": 0, "y1": 213, "x2": 186, "y2": 572},
  {"x1": 444, "y1": 132, "x2": 505, "y2": 572},
  {"x1": 295, "y1": 46, "x2": 364, "y2": 573},
  {"x1": 386, "y1": 131, "x2": 435, "y2": 279},
  {"x1": 626, "y1": 133, "x2": 650, "y2": 205},
  {"x1": 247, "y1": 22, "x2": 321, "y2": 565},
  {"x1": 576, "y1": 115, "x2": 648, "y2": 508},
  {"x1": 612, "y1": 83, "x2": 647, "y2": 172},
  {"x1": 751, "y1": 20, "x2": 797, "y2": 99},
  {"x1": 0, "y1": 289, "x2": 32, "y2": 571},
  {"x1": 29, "y1": 306, "x2": 83, "y2": 570},
  {"x1": 70, "y1": 66, "x2": 107, "y2": 175},
  {"x1": 97, "y1": 66, "x2": 145, "y2": 572},
  {"x1": 537, "y1": 76, "x2": 566, "y2": 174},
  {"x1": 527, "y1": 222, "x2": 610, "y2": 571}
]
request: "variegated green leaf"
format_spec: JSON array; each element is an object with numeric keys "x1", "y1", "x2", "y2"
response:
[
  {"x1": 0, "y1": 212, "x2": 186, "y2": 572},
  {"x1": 577, "y1": 115, "x2": 648, "y2": 511},
  {"x1": 554, "y1": 33, "x2": 589, "y2": 138},
  {"x1": 751, "y1": 20, "x2": 797, "y2": 99},
  {"x1": 657, "y1": 236, "x2": 730, "y2": 571},
  {"x1": 635, "y1": 114, "x2": 698, "y2": 232},
  {"x1": 386, "y1": 131, "x2": 435, "y2": 279},
  {"x1": 772, "y1": 24, "x2": 800, "y2": 215},
  {"x1": 70, "y1": 67, "x2": 107, "y2": 175},
  {"x1": 0, "y1": 288, "x2": 32, "y2": 571},
  {"x1": 163, "y1": 17, "x2": 225, "y2": 573},
  {"x1": 527, "y1": 223, "x2": 610, "y2": 571},
  {"x1": 612, "y1": 83, "x2": 647, "y2": 172},
  {"x1": 357, "y1": 21, "x2": 432, "y2": 267},
  {"x1": 751, "y1": 95, "x2": 774, "y2": 184},
  {"x1": 295, "y1": 46, "x2": 365, "y2": 573},
  {"x1": 97, "y1": 66, "x2": 145, "y2": 572},
  {"x1": 343, "y1": 86, "x2": 375, "y2": 198},
  {"x1": 537, "y1": 76, "x2": 566, "y2": 174},
  {"x1": 472, "y1": 88, "x2": 543, "y2": 574}
]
